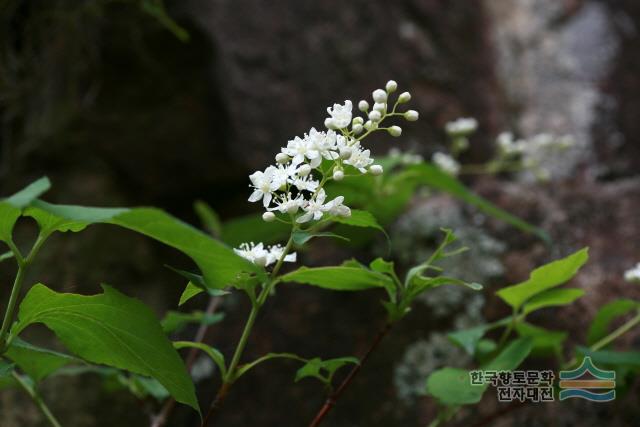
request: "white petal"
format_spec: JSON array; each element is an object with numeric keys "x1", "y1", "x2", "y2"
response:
[{"x1": 248, "y1": 190, "x2": 263, "y2": 203}]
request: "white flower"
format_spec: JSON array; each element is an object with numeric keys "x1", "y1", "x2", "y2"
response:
[
  {"x1": 270, "y1": 193, "x2": 303, "y2": 214},
  {"x1": 292, "y1": 176, "x2": 319, "y2": 193},
  {"x1": 332, "y1": 169, "x2": 344, "y2": 181},
  {"x1": 234, "y1": 242, "x2": 269, "y2": 264},
  {"x1": 358, "y1": 100, "x2": 369, "y2": 112},
  {"x1": 325, "y1": 195, "x2": 351, "y2": 217},
  {"x1": 624, "y1": 263, "x2": 640, "y2": 283},
  {"x1": 248, "y1": 166, "x2": 278, "y2": 207},
  {"x1": 497, "y1": 132, "x2": 524, "y2": 155},
  {"x1": 271, "y1": 163, "x2": 296, "y2": 188},
  {"x1": 344, "y1": 144, "x2": 374, "y2": 173},
  {"x1": 282, "y1": 135, "x2": 321, "y2": 167},
  {"x1": 297, "y1": 189, "x2": 328, "y2": 223},
  {"x1": 234, "y1": 242, "x2": 297, "y2": 267},
  {"x1": 325, "y1": 100, "x2": 353, "y2": 129},
  {"x1": 445, "y1": 118, "x2": 478, "y2": 136},
  {"x1": 432, "y1": 152, "x2": 460, "y2": 176},
  {"x1": 307, "y1": 128, "x2": 339, "y2": 160},
  {"x1": 267, "y1": 244, "x2": 297, "y2": 265}
]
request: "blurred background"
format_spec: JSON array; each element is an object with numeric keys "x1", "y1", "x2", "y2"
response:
[{"x1": 1, "y1": 0, "x2": 639, "y2": 426}]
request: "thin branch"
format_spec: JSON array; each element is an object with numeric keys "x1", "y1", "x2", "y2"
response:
[{"x1": 308, "y1": 322, "x2": 392, "y2": 427}]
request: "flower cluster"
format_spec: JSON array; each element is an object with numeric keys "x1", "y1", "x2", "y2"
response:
[
  {"x1": 234, "y1": 242, "x2": 297, "y2": 267},
  {"x1": 236, "y1": 80, "x2": 418, "y2": 267},
  {"x1": 624, "y1": 263, "x2": 640, "y2": 283}
]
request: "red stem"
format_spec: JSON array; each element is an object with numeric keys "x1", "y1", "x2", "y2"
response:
[{"x1": 308, "y1": 322, "x2": 392, "y2": 427}]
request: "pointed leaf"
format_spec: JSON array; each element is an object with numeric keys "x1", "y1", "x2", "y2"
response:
[
  {"x1": 496, "y1": 248, "x2": 589, "y2": 310},
  {"x1": 13, "y1": 284, "x2": 199, "y2": 412},
  {"x1": 292, "y1": 230, "x2": 349, "y2": 246},
  {"x1": 522, "y1": 288, "x2": 585, "y2": 315},
  {"x1": 4, "y1": 177, "x2": 51, "y2": 208},
  {"x1": 5, "y1": 339, "x2": 77, "y2": 382},
  {"x1": 280, "y1": 264, "x2": 393, "y2": 291}
]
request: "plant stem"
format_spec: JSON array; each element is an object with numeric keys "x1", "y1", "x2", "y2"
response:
[
  {"x1": 201, "y1": 234, "x2": 295, "y2": 426},
  {"x1": 308, "y1": 322, "x2": 392, "y2": 427},
  {"x1": 0, "y1": 234, "x2": 47, "y2": 354},
  {"x1": 13, "y1": 371, "x2": 62, "y2": 427},
  {"x1": 563, "y1": 309, "x2": 640, "y2": 369}
]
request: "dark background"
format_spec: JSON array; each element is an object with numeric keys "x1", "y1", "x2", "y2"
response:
[{"x1": 1, "y1": 0, "x2": 639, "y2": 426}]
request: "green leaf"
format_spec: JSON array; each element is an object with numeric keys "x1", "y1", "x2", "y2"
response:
[
  {"x1": 27, "y1": 201, "x2": 261, "y2": 288},
  {"x1": 292, "y1": 230, "x2": 349, "y2": 246},
  {"x1": 13, "y1": 284, "x2": 199, "y2": 412},
  {"x1": 587, "y1": 299, "x2": 640, "y2": 346},
  {"x1": 161, "y1": 311, "x2": 224, "y2": 334},
  {"x1": 235, "y1": 353, "x2": 306, "y2": 380},
  {"x1": 0, "y1": 251, "x2": 14, "y2": 263},
  {"x1": 0, "y1": 360, "x2": 14, "y2": 379},
  {"x1": 576, "y1": 347, "x2": 640, "y2": 368},
  {"x1": 426, "y1": 338, "x2": 532, "y2": 405},
  {"x1": 496, "y1": 248, "x2": 589, "y2": 310},
  {"x1": 447, "y1": 318, "x2": 511, "y2": 356},
  {"x1": 193, "y1": 200, "x2": 222, "y2": 237},
  {"x1": 4, "y1": 177, "x2": 51, "y2": 208},
  {"x1": 280, "y1": 264, "x2": 394, "y2": 291},
  {"x1": 221, "y1": 213, "x2": 290, "y2": 246},
  {"x1": 179, "y1": 282, "x2": 204, "y2": 306},
  {"x1": 330, "y1": 209, "x2": 386, "y2": 235},
  {"x1": 522, "y1": 288, "x2": 585, "y2": 315},
  {"x1": 448, "y1": 325, "x2": 492, "y2": 356},
  {"x1": 515, "y1": 323, "x2": 566, "y2": 355},
  {"x1": 5, "y1": 338, "x2": 77, "y2": 382},
  {"x1": 129, "y1": 375, "x2": 170, "y2": 401},
  {"x1": 0, "y1": 202, "x2": 21, "y2": 244},
  {"x1": 295, "y1": 357, "x2": 358, "y2": 384},
  {"x1": 404, "y1": 164, "x2": 548, "y2": 241},
  {"x1": 369, "y1": 258, "x2": 395, "y2": 276},
  {"x1": 173, "y1": 341, "x2": 226, "y2": 378}
]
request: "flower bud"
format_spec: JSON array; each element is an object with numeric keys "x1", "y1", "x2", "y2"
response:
[
  {"x1": 398, "y1": 91, "x2": 411, "y2": 103},
  {"x1": 262, "y1": 211, "x2": 276, "y2": 222},
  {"x1": 372, "y1": 89, "x2": 387, "y2": 103},
  {"x1": 368, "y1": 110, "x2": 381, "y2": 122},
  {"x1": 364, "y1": 120, "x2": 377, "y2": 131},
  {"x1": 388, "y1": 126, "x2": 402, "y2": 137},
  {"x1": 373, "y1": 102, "x2": 386, "y2": 113},
  {"x1": 275, "y1": 153, "x2": 290, "y2": 164},
  {"x1": 369, "y1": 164, "x2": 383, "y2": 175},
  {"x1": 404, "y1": 110, "x2": 419, "y2": 121},
  {"x1": 297, "y1": 164, "x2": 312, "y2": 177},
  {"x1": 358, "y1": 100, "x2": 369, "y2": 112},
  {"x1": 352, "y1": 116, "x2": 364, "y2": 125},
  {"x1": 352, "y1": 123, "x2": 363, "y2": 135},
  {"x1": 385, "y1": 80, "x2": 398, "y2": 93},
  {"x1": 333, "y1": 169, "x2": 344, "y2": 181}
]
